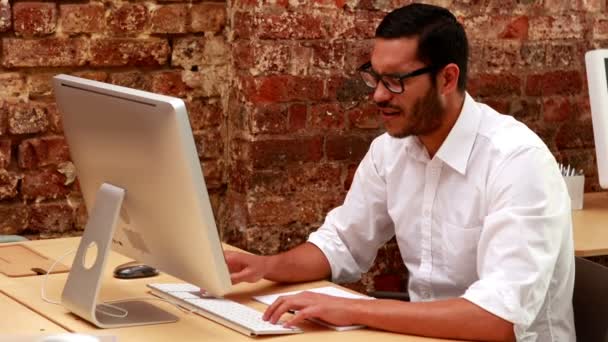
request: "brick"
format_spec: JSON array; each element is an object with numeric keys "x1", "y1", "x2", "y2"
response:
[
  {"x1": 593, "y1": 16, "x2": 608, "y2": 40},
  {"x1": 150, "y1": 71, "x2": 189, "y2": 97},
  {"x1": 191, "y1": 3, "x2": 226, "y2": 33},
  {"x1": 326, "y1": 134, "x2": 372, "y2": 161},
  {"x1": 467, "y1": 73, "x2": 522, "y2": 98},
  {"x1": 341, "y1": 10, "x2": 385, "y2": 39},
  {"x1": 251, "y1": 137, "x2": 323, "y2": 169},
  {"x1": 289, "y1": 104, "x2": 307, "y2": 131},
  {"x1": 0, "y1": 73, "x2": 25, "y2": 99},
  {"x1": 555, "y1": 117, "x2": 594, "y2": 149},
  {"x1": 520, "y1": 42, "x2": 546, "y2": 69},
  {"x1": 44, "y1": 102, "x2": 63, "y2": 134},
  {"x1": 172, "y1": 37, "x2": 230, "y2": 70},
  {"x1": 242, "y1": 76, "x2": 324, "y2": 103},
  {"x1": 463, "y1": 16, "x2": 515, "y2": 40},
  {"x1": 348, "y1": 102, "x2": 381, "y2": 129},
  {"x1": 311, "y1": 103, "x2": 345, "y2": 131},
  {"x1": 22, "y1": 169, "x2": 69, "y2": 201},
  {"x1": 186, "y1": 98, "x2": 223, "y2": 130},
  {"x1": 509, "y1": 99, "x2": 542, "y2": 122},
  {"x1": 29, "y1": 202, "x2": 75, "y2": 233},
  {"x1": 72, "y1": 71, "x2": 108, "y2": 83},
  {"x1": 258, "y1": 13, "x2": 328, "y2": 40},
  {"x1": 107, "y1": 3, "x2": 149, "y2": 37},
  {"x1": 0, "y1": 2, "x2": 10, "y2": 32},
  {"x1": 307, "y1": 41, "x2": 346, "y2": 70},
  {"x1": 182, "y1": 66, "x2": 230, "y2": 97},
  {"x1": 0, "y1": 139, "x2": 10, "y2": 168},
  {"x1": 483, "y1": 41, "x2": 521, "y2": 72},
  {"x1": 543, "y1": 98, "x2": 573, "y2": 123},
  {"x1": 326, "y1": 76, "x2": 370, "y2": 102},
  {"x1": 250, "y1": 43, "x2": 292, "y2": 75},
  {"x1": 59, "y1": 3, "x2": 105, "y2": 34},
  {"x1": 525, "y1": 71, "x2": 583, "y2": 96},
  {"x1": 544, "y1": 0, "x2": 602, "y2": 12},
  {"x1": 233, "y1": 11, "x2": 254, "y2": 40},
  {"x1": 249, "y1": 163, "x2": 343, "y2": 195},
  {"x1": 498, "y1": 16, "x2": 529, "y2": 39},
  {"x1": 150, "y1": 4, "x2": 187, "y2": 34},
  {"x1": 108, "y1": 71, "x2": 151, "y2": 91},
  {"x1": 2, "y1": 38, "x2": 87, "y2": 67},
  {"x1": 202, "y1": 160, "x2": 224, "y2": 189},
  {"x1": 0, "y1": 204, "x2": 28, "y2": 235},
  {"x1": 529, "y1": 15, "x2": 586, "y2": 40},
  {"x1": 250, "y1": 104, "x2": 288, "y2": 134},
  {"x1": 233, "y1": 41, "x2": 255, "y2": 71},
  {"x1": 194, "y1": 129, "x2": 223, "y2": 159},
  {"x1": 13, "y1": 2, "x2": 56, "y2": 37},
  {"x1": 27, "y1": 73, "x2": 54, "y2": 97},
  {"x1": 0, "y1": 169, "x2": 19, "y2": 200},
  {"x1": 344, "y1": 40, "x2": 373, "y2": 71},
  {"x1": 89, "y1": 38, "x2": 170, "y2": 67},
  {"x1": 483, "y1": 98, "x2": 511, "y2": 115},
  {"x1": 18, "y1": 136, "x2": 69, "y2": 169},
  {"x1": 546, "y1": 42, "x2": 586, "y2": 69},
  {"x1": 6, "y1": 101, "x2": 50, "y2": 135},
  {"x1": 0, "y1": 104, "x2": 7, "y2": 135}
]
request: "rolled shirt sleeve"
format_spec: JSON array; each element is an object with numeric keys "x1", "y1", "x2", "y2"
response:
[
  {"x1": 308, "y1": 138, "x2": 395, "y2": 283},
  {"x1": 461, "y1": 145, "x2": 573, "y2": 336}
]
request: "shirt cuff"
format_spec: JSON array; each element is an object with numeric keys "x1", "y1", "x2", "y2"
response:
[{"x1": 308, "y1": 227, "x2": 362, "y2": 283}]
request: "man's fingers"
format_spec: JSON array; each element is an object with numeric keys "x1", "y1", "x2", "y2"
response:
[
  {"x1": 230, "y1": 268, "x2": 255, "y2": 284},
  {"x1": 284, "y1": 306, "x2": 317, "y2": 327}
]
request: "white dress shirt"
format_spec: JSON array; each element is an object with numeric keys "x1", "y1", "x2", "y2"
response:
[{"x1": 308, "y1": 93, "x2": 575, "y2": 341}]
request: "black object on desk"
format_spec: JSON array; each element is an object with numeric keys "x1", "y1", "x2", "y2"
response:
[{"x1": 113, "y1": 261, "x2": 159, "y2": 279}]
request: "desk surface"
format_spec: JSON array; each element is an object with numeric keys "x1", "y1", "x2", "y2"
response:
[
  {"x1": 2, "y1": 238, "x2": 459, "y2": 342},
  {"x1": 573, "y1": 192, "x2": 608, "y2": 257}
]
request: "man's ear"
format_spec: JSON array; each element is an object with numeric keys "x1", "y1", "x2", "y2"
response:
[{"x1": 437, "y1": 63, "x2": 460, "y2": 95}]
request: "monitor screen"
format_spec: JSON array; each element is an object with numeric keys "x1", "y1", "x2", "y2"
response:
[{"x1": 585, "y1": 50, "x2": 608, "y2": 189}]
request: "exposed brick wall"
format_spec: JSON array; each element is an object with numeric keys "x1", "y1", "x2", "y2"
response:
[
  {"x1": 0, "y1": 0, "x2": 228, "y2": 241},
  {"x1": 0, "y1": 0, "x2": 605, "y2": 292}
]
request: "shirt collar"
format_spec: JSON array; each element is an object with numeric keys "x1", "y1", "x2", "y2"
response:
[{"x1": 434, "y1": 92, "x2": 482, "y2": 175}]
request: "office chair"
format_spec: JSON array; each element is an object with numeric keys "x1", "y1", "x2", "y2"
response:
[{"x1": 573, "y1": 256, "x2": 608, "y2": 342}]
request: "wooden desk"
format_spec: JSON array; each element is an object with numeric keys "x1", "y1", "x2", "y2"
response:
[
  {"x1": 1, "y1": 238, "x2": 458, "y2": 342},
  {"x1": 0, "y1": 291, "x2": 67, "y2": 334},
  {"x1": 573, "y1": 192, "x2": 608, "y2": 257}
]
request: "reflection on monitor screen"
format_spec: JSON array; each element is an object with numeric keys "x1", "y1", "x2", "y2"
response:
[{"x1": 52, "y1": 74, "x2": 231, "y2": 328}]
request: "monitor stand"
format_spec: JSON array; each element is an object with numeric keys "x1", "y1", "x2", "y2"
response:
[{"x1": 61, "y1": 183, "x2": 178, "y2": 328}]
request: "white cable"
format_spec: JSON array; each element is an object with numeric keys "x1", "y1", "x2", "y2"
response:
[{"x1": 40, "y1": 247, "x2": 190, "y2": 318}]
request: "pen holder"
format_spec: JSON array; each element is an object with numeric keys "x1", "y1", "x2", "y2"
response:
[{"x1": 564, "y1": 175, "x2": 585, "y2": 210}]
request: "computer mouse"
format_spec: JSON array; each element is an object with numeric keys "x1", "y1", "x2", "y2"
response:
[
  {"x1": 39, "y1": 333, "x2": 100, "y2": 342},
  {"x1": 113, "y1": 262, "x2": 159, "y2": 279}
]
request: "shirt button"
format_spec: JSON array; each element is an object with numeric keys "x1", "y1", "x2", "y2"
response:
[{"x1": 424, "y1": 210, "x2": 430, "y2": 217}]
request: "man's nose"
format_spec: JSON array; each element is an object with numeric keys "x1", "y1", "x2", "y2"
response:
[{"x1": 372, "y1": 81, "x2": 392, "y2": 104}]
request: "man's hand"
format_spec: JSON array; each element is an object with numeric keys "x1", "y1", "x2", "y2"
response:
[
  {"x1": 224, "y1": 251, "x2": 270, "y2": 284},
  {"x1": 263, "y1": 292, "x2": 363, "y2": 327}
]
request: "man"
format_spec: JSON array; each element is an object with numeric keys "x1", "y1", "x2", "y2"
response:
[{"x1": 225, "y1": 3, "x2": 575, "y2": 341}]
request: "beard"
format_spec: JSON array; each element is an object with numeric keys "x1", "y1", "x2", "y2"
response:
[{"x1": 379, "y1": 84, "x2": 445, "y2": 139}]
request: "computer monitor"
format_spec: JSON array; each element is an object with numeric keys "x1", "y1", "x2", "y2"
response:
[
  {"x1": 52, "y1": 74, "x2": 231, "y2": 328},
  {"x1": 586, "y1": 49, "x2": 608, "y2": 189}
]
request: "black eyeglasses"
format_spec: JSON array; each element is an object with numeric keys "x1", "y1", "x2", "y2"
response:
[{"x1": 357, "y1": 62, "x2": 438, "y2": 94}]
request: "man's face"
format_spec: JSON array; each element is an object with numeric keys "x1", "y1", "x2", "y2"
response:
[{"x1": 369, "y1": 38, "x2": 446, "y2": 138}]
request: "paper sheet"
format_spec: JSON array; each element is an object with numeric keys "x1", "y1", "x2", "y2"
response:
[{"x1": 253, "y1": 286, "x2": 374, "y2": 331}]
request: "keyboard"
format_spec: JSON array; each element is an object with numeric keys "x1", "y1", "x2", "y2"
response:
[{"x1": 147, "y1": 283, "x2": 302, "y2": 336}]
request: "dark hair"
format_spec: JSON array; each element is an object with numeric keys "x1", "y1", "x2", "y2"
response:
[{"x1": 375, "y1": 3, "x2": 469, "y2": 92}]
